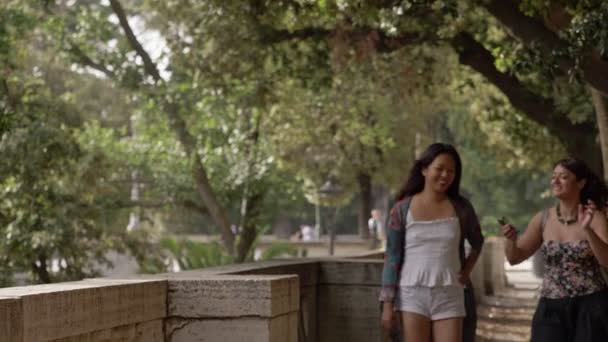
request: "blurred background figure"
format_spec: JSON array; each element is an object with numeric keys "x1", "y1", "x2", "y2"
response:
[
  {"x1": 301, "y1": 224, "x2": 315, "y2": 241},
  {"x1": 369, "y1": 209, "x2": 385, "y2": 249}
]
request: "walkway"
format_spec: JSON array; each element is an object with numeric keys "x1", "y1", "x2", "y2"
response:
[{"x1": 477, "y1": 259, "x2": 541, "y2": 342}]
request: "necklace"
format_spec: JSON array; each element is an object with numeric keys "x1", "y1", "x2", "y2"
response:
[{"x1": 556, "y1": 203, "x2": 577, "y2": 225}]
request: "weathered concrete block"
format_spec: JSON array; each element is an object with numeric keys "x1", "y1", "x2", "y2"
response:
[
  {"x1": 470, "y1": 258, "x2": 485, "y2": 301},
  {"x1": 318, "y1": 285, "x2": 383, "y2": 342},
  {"x1": 51, "y1": 319, "x2": 163, "y2": 342},
  {"x1": 319, "y1": 259, "x2": 383, "y2": 286},
  {"x1": 299, "y1": 286, "x2": 317, "y2": 342},
  {"x1": 166, "y1": 312, "x2": 297, "y2": 342},
  {"x1": 168, "y1": 274, "x2": 299, "y2": 318},
  {"x1": 0, "y1": 279, "x2": 166, "y2": 342},
  {"x1": 0, "y1": 296, "x2": 23, "y2": 342},
  {"x1": 482, "y1": 237, "x2": 506, "y2": 295},
  {"x1": 269, "y1": 311, "x2": 298, "y2": 342}
]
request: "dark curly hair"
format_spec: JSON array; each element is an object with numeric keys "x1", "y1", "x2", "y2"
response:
[{"x1": 555, "y1": 158, "x2": 608, "y2": 209}]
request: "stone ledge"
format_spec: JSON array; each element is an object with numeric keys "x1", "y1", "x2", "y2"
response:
[
  {"x1": 51, "y1": 319, "x2": 164, "y2": 342},
  {"x1": 318, "y1": 284, "x2": 382, "y2": 342},
  {"x1": 168, "y1": 274, "x2": 299, "y2": 318},
  {"x1": 165, "y1": 312, "x2": 297, "y2": 342},
  {"x1": 0, "y1": 296, "x2": 23, "y2": 342},
  {"x1": 0, "y1": 279, "x2": 166, "y2": 342},
  {"x1": 319, "y1": 259, "x2": 383, "y2": 285}
]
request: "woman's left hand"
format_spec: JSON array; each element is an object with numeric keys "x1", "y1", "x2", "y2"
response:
[
  {"x1": 579, "y1": 200, "x2": 596, "y2": 232},
  {"x1": 457, "y1": 269, "x2": 470, "y2": 286}
]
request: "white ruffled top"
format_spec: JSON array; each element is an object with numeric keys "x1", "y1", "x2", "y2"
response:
[{"x1": 399, "y1": 210, "x2": 461, "y2": 287}]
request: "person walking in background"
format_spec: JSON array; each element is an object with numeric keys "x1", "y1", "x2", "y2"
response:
[
  {"x1": 369, "y1": 209, "x2": 385, "y2": 249},
  {"x1": 501, "y1": 157, "x2": 608, "y2": 342},
  {"x1": 380, "y1": 143, "x2": 484, "y2": 342}
]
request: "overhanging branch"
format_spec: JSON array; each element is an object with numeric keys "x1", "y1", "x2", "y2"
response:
[
  {"x1": 452, "y1": 31, "x2": 597, "y2": 159},
  {"x1": 481, "y1": 0, "x2": 608, "y2": 95},
  {"x1": 261, "y1": 25, "x2": 429, "y2": 53},
  {"x1": 68, "y1": 44, "x2": 115, "y2": 78},
  {"x1": 109, "y1": 0, "x2": 162, "y2": 82}
]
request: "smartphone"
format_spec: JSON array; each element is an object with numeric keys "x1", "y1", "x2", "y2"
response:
[{"x1": 497, "y1": 216, "x2": 508, "y2": 226}]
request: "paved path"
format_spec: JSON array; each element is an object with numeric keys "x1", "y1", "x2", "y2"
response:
[{"x1": 476, "y1": 259, "x2": 541, "y2": 342}]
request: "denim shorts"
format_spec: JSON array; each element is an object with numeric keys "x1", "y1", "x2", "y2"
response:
[{"x1": 395, "y1": 285, "x2": 465, "y2": 320}]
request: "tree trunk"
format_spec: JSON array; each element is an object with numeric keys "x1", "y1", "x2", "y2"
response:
[
  {"x1": 33, "y1": 254, "x2": 51, "y2": 284},
  {"x1": 127, "y1": 113, "x2": 141, "y2": 232},
  {"x1": 357, "y1": 172, "x2": 372, "y2": 240},
  {"x1": 126, "y1": 169, "x2": 141, "y2": 232},
  {"x1": 314, "y1": 197, "x2": 322, "y2": 240},
  {"x1": 592, "y1": 88, "x2": 608, "y2": 182},
  {"x1": 235, "y1": 110, "x2": 262, "y2": 262},
  {"x1": 164, "y1": 100, "x2": 234, "y2": 254},
  {"x1": 236, "y1": 191, "x2": 263, "y2": 262},
  {"x1": 109, "y1": 0, "x2": 235, "y2": 254}
]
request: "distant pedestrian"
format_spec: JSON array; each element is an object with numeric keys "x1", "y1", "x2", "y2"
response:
[
  {"x1": 368, "y1": 209, "x2": 384, "y2": 249},
  {"x1": 301, "y1": 225, "x2": 315, "y2": 241}
]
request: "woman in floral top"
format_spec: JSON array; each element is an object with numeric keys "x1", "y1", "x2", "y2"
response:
[{"x1": 501, "y1": 158, "x2": 608, "y2": 342}]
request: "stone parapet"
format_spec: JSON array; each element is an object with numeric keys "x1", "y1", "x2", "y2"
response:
[
  {"x1": 482, "y1": 237, "x2": 507, "y2": 295},
  {"x1": 0, "y1": 296, "x2": 23, "y2": 342},
  {"x1": 166, "y1": 274, "x2": 298, "y2": 318},
  {"x1": 0, "y1": 244, "x2": 506, "y2": 342},
  {"x1": 52, "y1": 320, "x2": 164, "y2": 342},
  {"x1": 318, "y1": 259, "x2": 384, "y2": 342},
  {"x1": 0, "y1": 279, "x2": 166, "y2": 342},
  {"x1": 164, "y1": 274, "x2": 299, "y2": 342}
]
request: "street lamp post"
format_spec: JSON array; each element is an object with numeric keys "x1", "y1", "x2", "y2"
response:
[{"x1": 318, "y1": 178, "x2": 344, "y2": 256}]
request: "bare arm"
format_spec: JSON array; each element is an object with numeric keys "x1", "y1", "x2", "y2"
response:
[
  {"x1": 503, "y1": 211, "x2": 544, "y2": 265},
  {"x1": 458, "y1": 247, "x2": 481, "y2": 286},
  {"x1": 462, "y1": 248, "x2": 481, "y2": 274}
]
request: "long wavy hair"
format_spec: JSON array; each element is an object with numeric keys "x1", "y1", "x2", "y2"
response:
[
  {"x1": 395, "y1": 143, "x2": 463, "y2": 201},
  {"x1": 555, "y1": 158, "x2": 608, "y2": 209}
]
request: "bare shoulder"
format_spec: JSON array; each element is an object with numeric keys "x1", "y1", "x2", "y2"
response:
[
  {"x1": 526, "y1": 210, "x2": 547, "y2": 233},
  {"x1": 530, "y1": 210, "x2": 544, "y2": 223}
]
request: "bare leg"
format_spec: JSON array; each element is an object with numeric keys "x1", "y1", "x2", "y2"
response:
[
  {"x1": 432, "y1": 317, "x2": 463, "y2": 342},
  {"x1": 402, "y1": 311, "x2": 432, "y2": 342}
]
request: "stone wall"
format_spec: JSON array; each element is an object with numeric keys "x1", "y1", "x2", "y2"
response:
[
  {"x1": 0, "y1": 243, "x2": 506, "y2": 342},
  {"x1": 317, "y1": 260, "x2": 384, "y2": 342},
  {"x1": 164, "y1": 274, "x2": 299, "y2": 342},
  {"x1": 480, "y1": 237, "x2": 507, "y2": 295},
  {"x1": 0, "y1": 279, "x2": 166, "y2": 342}
]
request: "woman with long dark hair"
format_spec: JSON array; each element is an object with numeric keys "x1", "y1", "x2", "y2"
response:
[
  {"x1": 380, "y1": 143, "x2": 484, "y2": 342},
  {"x1": 501, "y1": 158, "x2": 608, "y2": 341}
]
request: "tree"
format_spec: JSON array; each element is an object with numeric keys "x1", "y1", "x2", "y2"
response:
[
  {"x1": 0, "y1": 3, "x2": 154, "y2": 284},
  {"x1": 234, "y1": 0, "x2": 607, "y2": 171},
  {"x1": 265, "y1": 44, "x2": 447, "y2": 237},
  {"x1": 24, "y1": 0, "x2": 241, "y2": 253}
]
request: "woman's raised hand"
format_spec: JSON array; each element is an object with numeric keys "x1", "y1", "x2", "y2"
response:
[
  {"x1": 579, "y1": 200, "x2": 596, "y2": 231},
  {"x1": 501, "y1": 224, "x2": 518, "y2": 241}
]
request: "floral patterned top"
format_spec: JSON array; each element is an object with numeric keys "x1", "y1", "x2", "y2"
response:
[{"x1": 540, "y1": 240, "x2": 607, "y2": 299}]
